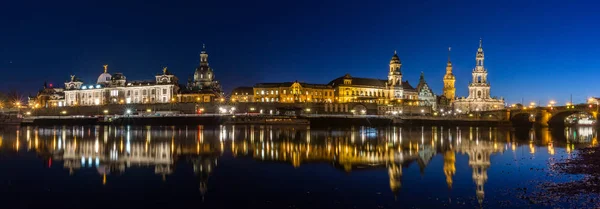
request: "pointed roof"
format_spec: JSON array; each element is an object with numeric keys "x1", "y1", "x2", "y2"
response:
[
  {"x1": 416, "y1": 72, "x2": 433, "y2": 94},
  {"x1": 447, "y1": 47, "x2": 452, "y2": 65},
  {"x1": 477, "y1": 38, "x2": 484, "y2": 54}
]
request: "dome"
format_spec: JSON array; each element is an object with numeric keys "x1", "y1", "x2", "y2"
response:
[
  {"x1": 390, "y1": 52, "x2": 401, "y2": 64},
  {"x1": 97, "y1": 72, "x2": 112, "y2": 84}
]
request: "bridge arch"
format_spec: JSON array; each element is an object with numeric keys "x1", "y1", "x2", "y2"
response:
[
  {"x1": 547, "y1": 110, "x2": 596, "y2": 127},
  {"x1": 510, "y1": 112, "x2": 535, "y2": 126}
]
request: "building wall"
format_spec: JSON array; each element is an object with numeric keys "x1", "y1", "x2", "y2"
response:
[
  {"x1": 64, "y1": 85, "x2": 175, "y2": 106},
  {"x1": 253, "y1": 83, "x2": 334, "y2": 103}
]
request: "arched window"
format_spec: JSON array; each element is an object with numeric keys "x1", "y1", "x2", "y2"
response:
[
  {"x1": 477, "y1": 90, "x2": 482, "y2": 98},
  {"x1": 477, "y1": 76, "x2": 482, "y2": 83}
]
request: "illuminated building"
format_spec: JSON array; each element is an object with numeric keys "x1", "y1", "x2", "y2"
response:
[
  {"x1": 253, "y1": 82, "x2": 334, "y2": 103},
  {"x1": 63, "y1": 66, "x2": 178, "y2": 106},
  {"x1": 443, "y1": 47, "x2": 456, "y2": 102},
  {"x1": 327, "y1": 52, "x2": 424, "y2": 105},
  {"x1": 29, "y1": 82, "x2": 65, "y2": 108},
  {"x1": 454, "y1": 39, "x2": 504, "y2": 112},
  {"x1": 416, "y1": 72, "x2": 436, "y2": 109},
  {"x1": 178, "y1": 44, "x2": 224, "y2": 103},
  {"x1": 230, "y1": 87, "x2": 254, "y2": 102}
]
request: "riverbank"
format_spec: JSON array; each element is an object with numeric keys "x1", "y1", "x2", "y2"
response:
[{"x1": 20, "y1": 114, "x2": 514, "y2": 127}]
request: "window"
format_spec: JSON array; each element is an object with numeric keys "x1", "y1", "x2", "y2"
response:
[
  {"x1": 127, "y1": 91, "x2": 131, "y2": 96},
  {"x1": 283, "y1": 90, "x2": 286, "y2": 94},
  {"x1": 162, "y1": 89, "x2": 167, "y2": 94},
  {"x1": 261, "y1": 90, "x2": 264, "y2": 95},
  {"x1": 143, "y1": 90, "x2": 147, "y2": 95},
  {"x1": 276, "y1": 90, "x2": 278, "y2": 95},
  {"x1": 201, "y1": 74, "x2": 203, "y2": 79},
  {"x1": 135, "y1": 91, "x2": 139, "y2": 96},
  {"x1": 151, "y1": 89, "x2": 155, "y2": 94},
  {"x1": 110, "y1": 90, "x2": 118, "y2": 96}
]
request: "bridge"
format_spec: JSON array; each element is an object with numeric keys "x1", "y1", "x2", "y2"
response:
[{"x1": 480, "y1": 104, "x2": 598, "y2": 127}]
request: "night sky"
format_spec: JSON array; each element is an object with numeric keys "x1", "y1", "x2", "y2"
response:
[{"x1": 1, "y1": 0, "x2": 599, "y2": 105}]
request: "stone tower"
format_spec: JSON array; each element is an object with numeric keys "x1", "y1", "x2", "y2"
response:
[
  {"x1": 443, "y1": 47, "x2": 456, "y2": 101},
  {"x1": 388, "y1": 51, "x2": 403, "y2": 99},
  {"x1": 468, "y1": 39, "x2": 491, "y2": 100}
]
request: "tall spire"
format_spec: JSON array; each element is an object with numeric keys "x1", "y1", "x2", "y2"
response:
[
  {"x1": 420, "y1": 71, "x2": 425, "y2": 81},
  {"x1": 476, "y1": 38, "x2": 485, "y2": 67},
  {"x1": 447, "y1": 47, "x2": 452, "y2": 64}
]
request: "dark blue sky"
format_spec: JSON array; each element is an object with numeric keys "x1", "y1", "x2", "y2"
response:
[{"x1": 1, "y1": 0, "x2": 599, "y2": 105}]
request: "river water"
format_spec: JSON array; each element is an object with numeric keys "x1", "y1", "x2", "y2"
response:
[{"x1": 0, "y1": 125, "x2": 597, "y2": 209}]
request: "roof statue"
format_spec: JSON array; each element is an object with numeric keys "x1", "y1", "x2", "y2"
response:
[
  {"x1": 163, "y1": 67, "x2": 168, "y2": 74},
  {"x1": 103, "y1": 64, "x2": 108, "y2": 73}
]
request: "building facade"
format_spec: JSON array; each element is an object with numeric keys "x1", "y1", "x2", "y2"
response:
[
  {"x1": 253, "y1": 82, "x2": 334, "y2": 103},
  {"x1": 230, "y1": 87, "x2": 254, "y2": 102},
  {"x1": 29, "y1": 82, "x2": 65, "y2": 108},
  {"x1": 63, "y1": 66, "x2": 178, "y2": 106},
  {"x1": 327, "y1": 52, "x2": 424, "y2": 105},
  {"x1": 179, "y1": 45, "x2": 224, "y2": 103},
  {"x1": 454, "y1": 39, "x2": 504, "y2": 112},
  {"x1": 416, "y1": 72, "x2": 436, "y2": 110}
]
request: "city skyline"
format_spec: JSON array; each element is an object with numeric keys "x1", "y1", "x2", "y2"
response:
[{"x1": 1, "y1": 1, "x2": 599, "y2": 105}]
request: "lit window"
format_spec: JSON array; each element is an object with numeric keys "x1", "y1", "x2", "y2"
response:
[{"x1": 261, "y1": 90, "x2": 264, "y2": 95}]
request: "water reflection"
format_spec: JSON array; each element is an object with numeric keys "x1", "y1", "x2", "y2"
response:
[{"x1": 0, "y1": 125, "x2": 597, "y2": 207}]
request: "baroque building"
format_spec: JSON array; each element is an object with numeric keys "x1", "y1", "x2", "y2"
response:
[
  {"x1": 252, "y1": 82, "x2": 334, "y2": 103},
  {"x1": 453, "y1": 39, "x2": 504, "y2": 112},
  {"x1": 63, "y1": 65, "x2": 178, "y2": 106},
  {"x1": 327, "y1": 52, "x2": 421, "y2": 105},
  {"x1": 29, "y1": 82, "x2": 65, "y2": 108},
  {"x1": 179, "y1": 45, "x2": 224, "y2": 103}
]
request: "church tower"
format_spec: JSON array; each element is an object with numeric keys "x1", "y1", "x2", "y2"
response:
[
  {"x1": 388, "y1": 50, "x2": 402, "y2": 86},
  {"x1": 193, "y1": 44, "x2": 215, "y2": 89},
  {"x1": 467, "y1": 39, "x2": 491, "y2": 100},
  {"x1": 388, "y1": 51, "x2": 403, "y2": 99},
  {"x1": 443, "y1": 47, "x2": 456, "y2": 101}
]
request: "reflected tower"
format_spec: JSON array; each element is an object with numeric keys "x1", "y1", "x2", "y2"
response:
[
  {"x1": 443, "y1": 150, "x2": 456, "y2": 189},
  {"x1": 388, "y1": 162, "x2": 402, "y2": 198}
]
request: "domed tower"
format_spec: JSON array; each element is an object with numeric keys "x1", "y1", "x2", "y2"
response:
[
  {"x1": 388, "y1": 51, "x2": 404, "y2": 99},
  {"x1": 468, "y1": 38, "x2": 491, "y2": 100},
  {"x1": 388, "y1": 51, "x2": 402, "y2": 86},
  {"x1": 193, "y1": 44, "x2": 215, "y2": 89},
  {"x1": 443, "y1": 47, "x2": 456, "y2": 101},
  {"x1": 97, "y1": 65, "x2": 112, "y2": 85}
]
